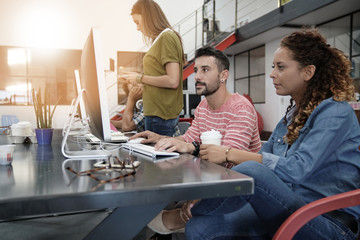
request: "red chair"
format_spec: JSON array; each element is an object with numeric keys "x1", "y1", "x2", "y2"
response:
[{"x1": 273, "y1": 189, "x2": 360, "y2": 240}]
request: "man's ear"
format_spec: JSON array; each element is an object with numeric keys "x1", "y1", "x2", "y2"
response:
[
  {"x1": 304, "y1": 65, "x2": 316, "y2": 82},
  {"x1": 221, "y1": 69, "x2": 229, "y2": 82}
]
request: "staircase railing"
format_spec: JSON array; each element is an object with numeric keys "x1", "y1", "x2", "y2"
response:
[{"x1": 118, "y1": 0, "x2": 292, "y2": 77}]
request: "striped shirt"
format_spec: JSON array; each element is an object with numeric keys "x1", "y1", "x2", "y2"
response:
[{"x1": 182, "y1": 93, "x2": 261, "y2": 168}]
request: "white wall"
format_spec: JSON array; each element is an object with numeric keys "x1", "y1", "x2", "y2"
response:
[
  {"x1": 254, "y1": 38, "x2": 291, "y2": 132},
  {"x1": 0, "y1": 0, "x2": 203, "y2": 128}
]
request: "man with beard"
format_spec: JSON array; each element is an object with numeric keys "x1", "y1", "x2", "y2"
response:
[
  {"x1": 131, "y1": 46, "x2": 262, "y2": 239},
  {"x1": 131, "y1": 46, "x2": 261, "y2": 167}
]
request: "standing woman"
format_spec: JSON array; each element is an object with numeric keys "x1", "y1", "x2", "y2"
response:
[{"x1": 124, "y1": 0, "x2": 185, "y2": 136}]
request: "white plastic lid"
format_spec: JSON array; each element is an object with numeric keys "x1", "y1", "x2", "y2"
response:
[
  {"x1": 11, "y1": 121, "x2": 32, "y2": 129},
  {"x1": 200, "y1": 129, "x2": 222, "y2": 139}
]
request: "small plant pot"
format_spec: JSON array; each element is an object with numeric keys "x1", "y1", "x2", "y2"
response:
[{"x1": 35, "y1": 128, "x2": 54, "y2": 145}]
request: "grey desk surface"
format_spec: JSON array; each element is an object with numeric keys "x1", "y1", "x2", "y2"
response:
[{"x1": 0, "y1": 130, "x2": 253, "y2": 240}]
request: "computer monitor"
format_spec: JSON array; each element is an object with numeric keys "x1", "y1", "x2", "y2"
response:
[
  {"x1": 80, "y1": 27, "x2": 112, "y2": 142},
  {"x1": 61, "y1": 70, "x2": 88, "y2": 136},
  {"x1": 74, "y1": 69, "x2": 87, "y2": 126},
  {"x1": 61, "y1": 27, "x2": 113, "y2": 159}
]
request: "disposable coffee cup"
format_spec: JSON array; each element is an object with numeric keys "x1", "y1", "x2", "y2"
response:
[
  {"x1": 200, "y1": 130, "x2": 222, "y2": 145},
  {"x1": 0, "y1": 145, "x2": 16, "y2": 165}
]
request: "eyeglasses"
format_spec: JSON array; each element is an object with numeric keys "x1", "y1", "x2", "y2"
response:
[{"x1": 66, "y1": 156, "x2": 137, "y2": 191}]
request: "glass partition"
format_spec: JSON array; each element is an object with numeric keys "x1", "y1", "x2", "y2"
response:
[
  {"x1": 0, "y1": 46, "x2": 81, "y2": 106},
  {"x1": 234, "y1": 46, "x2": 265, "y2": 103}
]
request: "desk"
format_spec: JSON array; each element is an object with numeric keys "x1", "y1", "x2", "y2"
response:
[{"x1": 0, "y1": 130, "x2": 254, "y2": 240}]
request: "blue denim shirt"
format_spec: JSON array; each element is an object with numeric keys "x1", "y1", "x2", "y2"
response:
[{"x1": 260, "y1": 97, "x2": 360, "y2": 218}]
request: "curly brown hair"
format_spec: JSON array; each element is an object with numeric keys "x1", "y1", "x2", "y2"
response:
[{"x1": 280, "y1": 28, "x2": 355, "y2": 144}]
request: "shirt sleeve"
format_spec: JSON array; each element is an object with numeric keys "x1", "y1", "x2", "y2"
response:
[
  {"x1": 159, "y1": 32, "x2": 181, "y2": 65},
  {"x1": 264, "y1": 102, "x2": 356, "y2": 184}
]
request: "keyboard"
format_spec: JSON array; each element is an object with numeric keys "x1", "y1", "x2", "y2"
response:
[
  {"x1": 123, "y1": 143, "x2": 180, "y2": 158},
  {"x1": 110, "y1": 131, "x2": 128, "y2": 142},
  {"x1": 85, "y1": 132, "x2": 128, "y2": 143}
]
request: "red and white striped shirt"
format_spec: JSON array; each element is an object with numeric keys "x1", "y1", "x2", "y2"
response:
[{"x1": 182, "y1": 93, "x2": 261, "y2": 168}]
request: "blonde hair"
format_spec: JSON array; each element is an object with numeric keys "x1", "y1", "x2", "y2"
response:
[
  {"x1": 281, "y1": 28, "x2": 355, "y2": 144},
  {"x1": 131, "y1": 0, "x2": 185, "y2": 61}
]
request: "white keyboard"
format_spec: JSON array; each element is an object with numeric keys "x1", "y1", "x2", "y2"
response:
[
  {"x1": 110, "y1": 131, "x2": 128, "y2": 142},
  {"x1": 85, "y1": 133, "x2": 101, "y2": 142},
  {"x1": 85, "y1": 132, "x2": 128, "y2": 143},
  {"x1": 123, "y1": 143, "x2": 180, "y2": 158}
]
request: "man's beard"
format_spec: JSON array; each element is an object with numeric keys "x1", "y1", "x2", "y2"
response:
[{"x1": 195, "y1": 80, "x2": 220, "y2": 96}]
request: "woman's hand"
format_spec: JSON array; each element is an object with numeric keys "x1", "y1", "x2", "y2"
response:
[
  {"x1": 199, "y1": 144, "x2": 227, "y2": 164},
  {"x1": 119, "y1": 71, "x2": 139, "y2": 85},
  {"x1": 180, "y1": 199, "x2": 200, "y2": 222}
]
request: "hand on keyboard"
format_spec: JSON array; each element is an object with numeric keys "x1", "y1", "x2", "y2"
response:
[{"x1": 123, "y1": 142, "x2": 179, "y2": 157}]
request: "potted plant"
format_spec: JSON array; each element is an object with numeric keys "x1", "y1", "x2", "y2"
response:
[{"x1": 32, "y1": 88, "x2": 61, "y2": 145}]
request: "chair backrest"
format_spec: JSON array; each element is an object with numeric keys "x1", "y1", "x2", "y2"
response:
[
  {"x1": 178, "y1": 122, "x2": 191, "y2": 135},
  {"x1": 273, "y1": 189, "x2": 360, "y2": 240}
]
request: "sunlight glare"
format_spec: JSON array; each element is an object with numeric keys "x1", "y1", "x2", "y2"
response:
[
  {"x1": 19, "y1": 5, "x2": 67, "y2": 48},
  {"x1": 6, "y1": 83, "x2": 32, "y2": 93},
  {"x1": 8, "y1": 48, "x2": 31, "y2": 65}
]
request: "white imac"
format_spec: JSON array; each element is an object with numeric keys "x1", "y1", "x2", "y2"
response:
[
  {"x1": 62, "y1": 69, "x2": 89, "y2": 137},
  {"x1": 80, "y1": 27, "x2": 112, "y2": 142},
  {"x1": 74, "y1": 69, "x2": 88, "y2": 126},
  {"x1": 61, "y1": 27, "x2": 115, "y2": 159}
]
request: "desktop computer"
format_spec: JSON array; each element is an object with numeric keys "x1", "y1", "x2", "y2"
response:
[{"x1": 61, "y1": 27, "x2": 127, "y2": 159}]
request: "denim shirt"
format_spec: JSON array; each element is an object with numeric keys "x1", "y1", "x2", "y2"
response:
[{"x1": 260, "y1": 97, "x2": 360, "y2": 218}]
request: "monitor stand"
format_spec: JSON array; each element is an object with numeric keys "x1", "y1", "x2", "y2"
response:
[{"x1": 61, "y1": 89, "x2": 111, "y2": 159}]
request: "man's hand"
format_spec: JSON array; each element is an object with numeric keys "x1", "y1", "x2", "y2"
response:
[
  {"x1": 155, "y1": 138, "x2": 194, "y2": 154},
  {"x1": 130, "y1": 130, "x2": 163, "y2": 144},
  {"x1": 199, "y1": 144, "x2": 227, "y2": 164},
  {"x1": 128, "y1": 85, "x2": 143, "y2": 102},
  {"x1": 110, "y1": 120, "x2": 122, "y2": 129}
]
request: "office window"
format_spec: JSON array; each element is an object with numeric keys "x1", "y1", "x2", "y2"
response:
[
  {"x1": 318, "y1": 10, "x2": 360, "y2": 95},
  {"x1": 352, "y1": 12, "x2": 360, "y2": 86},
  {"x1": 234, "y1": 46, "x2": 265, "y2": 103},
  {"x1": 318, "y1": 16, "x2": 351, "y2": 56},
  {"x1": 352, "y1": 12, "x2": 360, "y2": 57},
  {"x1": 0, "y1": 46, "x2": 81, "y2": 105}
]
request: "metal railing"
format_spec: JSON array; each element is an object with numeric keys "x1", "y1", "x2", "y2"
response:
[{"x1": 121, "y1": 0, "x2": 292, "y2": 69}]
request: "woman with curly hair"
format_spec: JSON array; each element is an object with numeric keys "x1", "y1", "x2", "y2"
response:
[{"x1": 155, "y1": 29, "x2": 360, "y2": 239}]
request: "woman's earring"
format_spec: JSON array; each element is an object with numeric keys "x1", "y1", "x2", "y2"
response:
[{"x1": 220, "y1": 79, "x2": 225, "y2": 83}]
